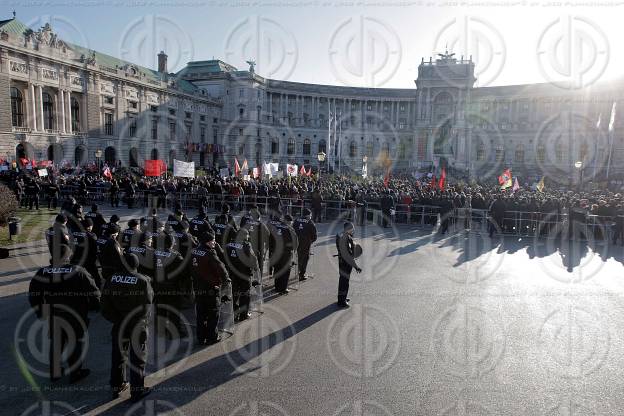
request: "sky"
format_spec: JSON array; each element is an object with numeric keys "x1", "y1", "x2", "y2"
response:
[{"x1": 6, "y1": 1, "x2": 624, "y2": 90}]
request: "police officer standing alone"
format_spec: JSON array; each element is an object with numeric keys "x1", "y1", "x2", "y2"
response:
[
  {"x1": 293, "y1": 209, "x2": 317, "y2": 281},
  {"x1": 28, "y1": 244, "x2": 101, "y2": 382},
  {"x1": 101, "y1": 253, "x2": 153, "y2": 401},
  {"x1": 191, "y1": 232, "x2": 230, "y2": 345},
  {"x1": 336, "y1": 222, "x2": 362, "y2": 308}
]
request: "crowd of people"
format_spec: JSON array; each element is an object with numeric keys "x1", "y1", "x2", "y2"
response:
[{"x1": 27, "y1": 193, "x2": 327, "y2": 401}]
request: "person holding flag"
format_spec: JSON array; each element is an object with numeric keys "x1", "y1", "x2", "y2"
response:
[{"x1": 498, "y1": 169, "x2": 512, "y2": 189}]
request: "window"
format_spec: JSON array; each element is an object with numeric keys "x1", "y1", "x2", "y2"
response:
[
  {"x1": 128, "y1": 101, "x2": 138, "y2": 109},
  {"x1": 537, "y1": 145, "x2": 545, "y2": 163},
  {"x1": 71, "y1": 97, "x2": 80, "y2": 132},
  {"x1": 271, "y1": 139, "x2": 279, "y2": 154},
  {"x1": 398, "y1": 142, "x2": 406, "y2": 159},
  {"x1": 185, "y1": 122, "x2": 192, "y2": 140},
  {"x1": 399, "y1": 118, "x2": 406, "y2": 129},
  {"x1": 150, "y1": 105, "x2": 158, "y2": 112},
  {"x1": 287, "y1": 138, "x2": 295, "y2": 155},
  {"x1": 151, "y1": 117, "x2": 158, "y2": 140},
  {"x1": 318, "y1": 139, "x2": 326, "y2": 154},
  {"x1": 303, "y1": 139, "x2": 311, "y2": 155},
  {"x1": 400, "y1": 104, "x2": 405, "y2": 112},
  {"x1": 128, "y1": 117, "x2": 137, "y2": 137},
  {"x1": 349, "y1": 142, "x2": 357, "y2": 157},
  {"x1": 10, "y1": 87, "x2": 23, "y2": 127},
  {"x1": 382, "y1": 143, "x2": 390, "y2": 157},
  {"x1": 200, "y1": 127, "x2": 206, "y2": 143},
  {"x1": 200, "y1": 115, "x2": 205, "y2": 121},
  {"x1": 239, "y1": 108, "x2": 244, "y2": 119},
  {"x1": 555, "y1": 142, "x2": 563, "y2": 162},
  {"x1": 43, "y1": 92, "x2": 54, "y2": 130},
  {"x1": 239, "y1": 89, "x2": 245, "y2": 98},
  {"x1": 104, "y1": 112, "x2": 114, "y2": 135},
  {"x1": 238, "y1": 144, "x2": 244, "y2": 154},
  {"x1": 476, "y1": 141, "x2": 485, "y2": 161},
  {"x1": 169, "y1": 122, "x2": 176, "y2": 139},
  {"x1": 186, "y1": 112, "x2": 191, "y2": 119},
  {"x1": 515, "y1": 144, "x2": 524, "y2": 163},
  {"x1": 169, "y1": 108, "x2": 176, "y2": 116},
  {"x1": 213, "y1": 118, "x2": 218, "y2": 124},
  {"x1": 104, "y1": 96, "x2": 114, "y2": 105},
  {"x1": 367, "y1": 103, "x2": 372, "y2": 111},
  {"x1": 367, "y1": 142, "x2": 374, "y2": 157}
]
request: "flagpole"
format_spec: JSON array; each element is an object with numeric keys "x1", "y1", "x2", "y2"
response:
[
  {"x1": 593, "y1": 114, "x2": 600, "y2": 179},
  {"x1": 332, "y1": 103, "x2": 337, "y2": 173},
  {"x1": 338, "y1": 114, "x2": 342, "y2": 174},
  {"x1": 328, "y1": 108, "x2": 332, "y2": 175},
  {"x1": 606, "y1": 129, "x2": 614, "y2": 179}
]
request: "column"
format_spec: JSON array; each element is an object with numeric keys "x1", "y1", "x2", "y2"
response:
[
  {"x1": 38, "y1": 85, "x2": 44, "y2": 131},
  {"x1": 66, "y1": 90, "x2": 72, "y2": 134},
  {"x1": 30, "y1": 83, "x2": 37, "y2": 131},
  {"x1": 268, "y1": 92, "x2": 272, "y2": 122},
  {"x1": 59, "y1": 90, "x2": 66, "y2": 133}
]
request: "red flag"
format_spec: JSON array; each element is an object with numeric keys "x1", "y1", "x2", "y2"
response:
[
  {"x1": 300, "y1": 165, "x2": 306, "y2": 176},
  {"x1": 383, "y1": 167, "x2": 391, "y2": 188},
  {"x1": 103, "y1": 166, "x2": 112, "y2": 180},
  {"x1": 438, "y1": 168, "x2": 446, "y2": 189},
  {"x1": 241, "y1": 158, "x2": 248, "y2": 172},
  {"x1": 19, "y1": 157, "x2": 29, "y2": 167},
  {"x1": 234, "y1": 158, "x2": 241, "y2": 177},
  {"x1": 498, "y1": 168, "x2": 511, "y2": 185},
  {"x1": 145, "y1": 160, "x2": 165, "y2": 176},
  {"x1": 306, "y1": 167, "x2": 313, "y2": 177},
  {"x1": 429, "y1": 175, "x2": 437, "y2": 189}
]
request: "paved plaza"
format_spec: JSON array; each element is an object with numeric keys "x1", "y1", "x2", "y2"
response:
[{"x1": 1, "y1": 208, "x2": 624, "y2": 415}]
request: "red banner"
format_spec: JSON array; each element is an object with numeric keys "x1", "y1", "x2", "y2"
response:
[{"x1": 145, "y1": 160, "x2": 166, "y2": 176}]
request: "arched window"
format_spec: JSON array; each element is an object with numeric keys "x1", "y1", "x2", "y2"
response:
[
  {"x1": 129, "y1": 147, "x2": 139, "y2": 167},
  {"x1": 303, "y1": 138, "x2": 311, "y2": 155},
  {"x1": 150, "y1": 148, "x2": 159, "y2": 161},
  {"x1": 555, "y1": 142, "x2": 563, "y2": 163},
  {"x1": 104, "y1": 146, "x2": 116, "y2": 165},
  {"x1": 74, "y1": 146, "x2": 86, "y2": 166},
  {"x1": 515, "y1": 144, "x2": 524, "y2": 163},
  {"x1": 349, "y1": 142, "x2": 357, "y2": 158},
  {"x1": 42, "y1": 92, "x2": 54, "y2": 130},
  {"x1": 398, "y1": 142, "x2": 406, "y2": 159},
  {"x1": 10, "y1": 87, "x2": 23, "y2": 127},
  {"x1": 71, "y1": 97, "x2": 80, "y2": 132},
  {"x1": 367, "y1": 142, "x2": 374, "y2": 157},
  {"x1": 382, "y1": 142, "x2": 390, "y2": 157},
  {"x1": 271, "y1": 139, "x2": 279, "y2": 154},
  {"x1": 476, "y1": 141, "x2": 485, "y2": 161},
  {"x1": 537, "y1": 144, "x2": 546, "y2": 163},
  {"x1": 318, "y1": 139, "x2": 326, "y2": 153},
  {"x1": 47, "y1": 144, "x2": 63, "y2": 164},
  {"x1": 287, "y1": 138, "x2": 295, "y2": 155},
  {"x1": 495, "y1": 145, "x2": 504, "y2": 162}
]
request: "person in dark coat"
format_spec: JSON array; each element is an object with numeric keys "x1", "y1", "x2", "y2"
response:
[
  {"x1": 336, "y1": 222, "x2": 361, "y2": 308},
  {"x1": 224, "y1": 229, "x2": 259, "y2": 321},
  {"x1": 28, "y1": 244, "x2": 101, "y2": 382},
  {"x1": 85, "y1": 204, "x2": 106, "y2": 237},
  {"x1": 101, "y1": 253, "x2": 153, "y2": 401},
  {"x1": 293, "y1": 208, "x2": 317, "y2": 281},
  {"x1": 191, "y1": 232, "x2": 230, "y2": 345},
  {"x1": 70, "y1": 218, "x2": 102, "y2": 288},
  {"x1": 268, "y1": 215, "x2": 298, "y2": 294}
]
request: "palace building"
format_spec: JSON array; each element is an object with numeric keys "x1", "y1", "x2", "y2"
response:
[{"x1": 0, "y1": 14, "x2": 622, "y2": 181}]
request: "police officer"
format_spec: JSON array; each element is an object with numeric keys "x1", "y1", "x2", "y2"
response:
[
  {"x1": 99, "y1": 223, "x2": 124, "y2": 282},
  {"x1": 224, "y1": 229, "x2": 259, "y2": 321},
  {"x1": 71, "y1": 218, "x2": 102, "y2": 288},
  {"x1": 189, "y1": 208, "x2": 213, "y2": 239},
  {"x1": 85, "y1": 204, "x2": 106, "y2": 237},
  {"x1": 191, "y1": 232, "x2": 230, "y2": 345},
  {"x1": 100, "y1": 214, "x2": 121, "y2": 239},
  {"x1": 120, "y1": 219, "x2": 141, "y2": 252},
  {"x1": 47, "y1": 180, "x2": 60, "y2": 210},
  {"x1": 172, "y1": 220, "x2": 198, "y2": 309},
  {"x1": 101, "y1": 253, "x2": 153, "y2": 401},
  {"x1": 153, "y1": 233, "x2": 189, "y2": 338},
  {"x1": 336, "y1": 222, "x2": 362, "y2": 308},
  {"x1": 46, "y1": 214, "x2": 70, "y2": 259},
  {"x1": 28, "y1": 244, "x2": 101, "y2": 382},
  {"x1": 268, "y1": 215, "x2": 298, "y2": 294},
  {"x1": 26, "y1": 178, "x2": 41, "y2": 210},
  {"x1": 240, "y1": 205, "x2": 270, "y2": 278},
  {"x1": 293, "y1": 208, "x2": 317, "y2": 281},
  {"x1": 213, "y1": 203, "x2": 238, "y2": 247}
]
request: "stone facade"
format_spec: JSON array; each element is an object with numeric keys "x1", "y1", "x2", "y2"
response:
[{"x1": 1, "y1": 17, "x2": 622, "y2": 181}]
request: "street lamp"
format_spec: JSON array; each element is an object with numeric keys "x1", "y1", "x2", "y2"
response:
[
  {"x1": 95, "y1": 149, "x2": 102, "y2": 173},
  {"x1": 317, "y1": 151, "x2": 326, "y2": 178}
]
